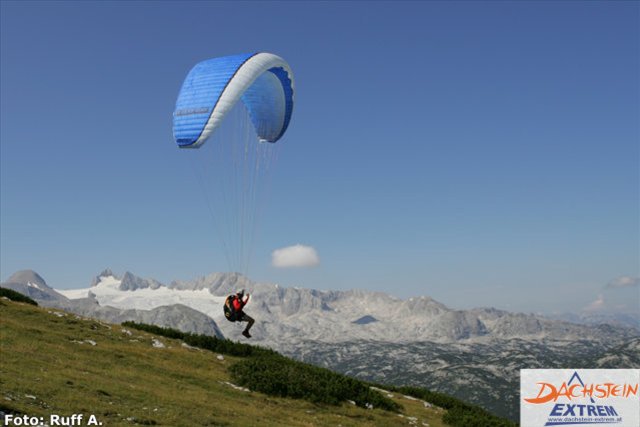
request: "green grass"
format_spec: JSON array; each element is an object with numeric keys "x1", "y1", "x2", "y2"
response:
[{"x1": 0, "y1": 299, "x2": 448, "y2": 426}]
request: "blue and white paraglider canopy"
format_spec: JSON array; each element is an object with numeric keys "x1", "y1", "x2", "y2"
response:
[{"x1": 173, "y1": 52, "x2": 295, "y2": 148}]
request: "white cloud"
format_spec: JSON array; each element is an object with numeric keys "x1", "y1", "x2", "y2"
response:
[
  {"x1": 581, "y1": 276, "x2": 640, "y2": 314},
  {"x1": 606, "y1": 276, "x2": 640, "y2": 289},
  {"x1": 271, "y1": 244, "x2": 319, "y2": 268},
  {"x1": 583, "y1": 294, "x2": 605, "y2": 312}
]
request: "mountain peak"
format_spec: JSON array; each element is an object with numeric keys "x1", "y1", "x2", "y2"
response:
[
  {"x1": 1, "y1": 270, "x2": 66, "y2": 302},
  {"x1": 120, "y1": 271, "x2": 162, "y2": 291},
  {"x1": 352, "y1": 315, "x2": 378, "y2": 325},
  {"x1": 402, "y1": 295, "x2": 449, "y2": 315},
  {"x1": 91, "y1": 269, "x2": 118, "y2": 287},
  {"x1": 5, "y1": 270, "x2": 48, "y2": 288}
]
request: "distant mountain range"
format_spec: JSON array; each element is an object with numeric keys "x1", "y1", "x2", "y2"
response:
[
  {"x1": 543, "y1": 311, "x2": 639, "y2": 331},
  {"x1": 3, "y1": 269, "x2": 638, "y2": 421}
]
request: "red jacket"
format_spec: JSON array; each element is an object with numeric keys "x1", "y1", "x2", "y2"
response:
[{"x1": 232, "y1": 294, "x2": 249, "y2": 312}]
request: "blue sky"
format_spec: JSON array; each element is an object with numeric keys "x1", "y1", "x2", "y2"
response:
[{"x1": 1, "y1": 1, "x2": 638, "y2": 315}]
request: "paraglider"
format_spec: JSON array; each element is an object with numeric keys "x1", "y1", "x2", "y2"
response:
[
  {"x1": 173, "y1": 52, "x2": 294, "y2": 148},
  {"x1": 173, "y1": 52, "x2": 295, "y2": 338},
  {"x1": 224, "y1": 289, "x2": 254, "y2": 338}
]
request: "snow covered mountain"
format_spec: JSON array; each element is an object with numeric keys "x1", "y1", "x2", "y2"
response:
[{"x1": 48, "y1": 270, "x2": 637, "y2": 348}]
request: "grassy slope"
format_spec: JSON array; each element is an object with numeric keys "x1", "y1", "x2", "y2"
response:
[{"x1": 0, "y1": 299, "x2": 447, "y2": 427}]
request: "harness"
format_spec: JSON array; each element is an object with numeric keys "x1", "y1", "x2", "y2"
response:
[{"x1": 224, "y1": 295, "x2": 239, "y2": 322}]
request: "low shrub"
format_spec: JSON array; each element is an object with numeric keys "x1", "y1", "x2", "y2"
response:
[
  {"x1": 0, "y1": 288, "x2": 38, "y2": 306},
  {"x1": 380, "y1": 384, "x2": 516, "y2": 427},
  {"x1": 229, "y1": 353, "x2": 401, "y2": 411},
  {"x1": 121, "y1": 321, "x2": 277, "y2": 358}
]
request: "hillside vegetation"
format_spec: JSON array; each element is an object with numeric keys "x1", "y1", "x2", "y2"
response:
[{"x1": 0, "y1": 298, "x2": 447, "y2": 426}]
